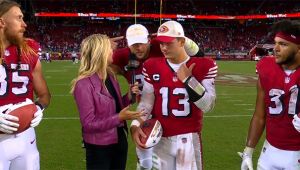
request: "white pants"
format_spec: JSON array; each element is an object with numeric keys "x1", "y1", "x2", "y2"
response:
[
  {"x1": 0, "y1": 128, "x2": 40, "y2": 170},
  {"x1": 136, "y1": 132, "x2": 202, "y2": 170},
  {"x1": 258, "y1": 140, "x2": 300, "y2": 170},
  {"x1": 136, "y1": 147, "x2": 153, "y2": 170}
]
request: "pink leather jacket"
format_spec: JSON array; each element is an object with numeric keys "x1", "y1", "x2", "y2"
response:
[{"x1": 73, "y1": 73, "x2": 129, "y2": 145}]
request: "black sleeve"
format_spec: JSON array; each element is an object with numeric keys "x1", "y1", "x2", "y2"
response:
[{"x1": 184, "y1": 76, "x2": 204, "y2": 102}]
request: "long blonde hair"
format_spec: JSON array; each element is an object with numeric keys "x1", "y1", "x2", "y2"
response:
[{"x1": 70, "y1": 34, "x2": 113, "y2": 93}]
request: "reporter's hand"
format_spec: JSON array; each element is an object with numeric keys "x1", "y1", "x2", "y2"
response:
[
  {"x1": 118, "y1": 105, "x2": 143, "y2": 121},
  {"x1": 0, "y1": 104, "x2": 19, "y2": 134},
  {"x1": 237, "y1": 147, "x2": 254, "y2": 170},
  {"x1": 292, "y1": 114, "x2": 300, "y2": 132},
  {"x1": 130, "y1": 125, "x2": 147, "y2": 149}
]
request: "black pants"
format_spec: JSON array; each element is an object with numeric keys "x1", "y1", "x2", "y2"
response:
[{"x1": 84, "y1": 128, "x2": 128, "y2": 170}]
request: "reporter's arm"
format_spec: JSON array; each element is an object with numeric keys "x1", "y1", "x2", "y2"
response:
[{"x1": 74, "y1": 80, "x2": 121, "y2": 132}]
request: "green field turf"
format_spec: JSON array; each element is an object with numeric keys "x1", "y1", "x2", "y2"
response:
[{"x1": 37, "y1": 60, "x2": 265, "y2": 170}]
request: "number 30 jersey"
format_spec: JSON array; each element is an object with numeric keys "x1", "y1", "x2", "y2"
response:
[
  {"x1": 0, "y1": 39, "x2": 39, "y2": 106},
  {"x1": 143, "y1": 57, "x2": 217, "y2": 137},
  {"x1": 257, "y1": 56, "x2": 300, "y2": 150}
]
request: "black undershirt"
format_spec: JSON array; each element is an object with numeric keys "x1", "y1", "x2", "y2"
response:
[
  {"x1": 105, "y1": 77, "x2": 121, "y2": 113},
  {"x1": 105, "y1": 77, "x2": 128, "y2": 134}
]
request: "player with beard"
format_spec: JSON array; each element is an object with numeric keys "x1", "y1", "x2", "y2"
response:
[
  {"x1": 0, "y1": 1, "x2": 51, "y2": 170},
  {"x1": 111, "y1": 24, "x2": 200, "y2": 98},
  {"x1": 239, "y1": 20, "x2": 300, "y2": 170}
]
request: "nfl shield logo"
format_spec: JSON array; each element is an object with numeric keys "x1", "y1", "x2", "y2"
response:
[
  {"x1": 285, "y1": 77, "x2": 290, "y2": 84},
  {"x1": 182, "y1": 137, "x2": 187, "y2": 144},
  {"x1": 4, "y1": 50, "x2": 10, "y2": 57},
  {"x1": 173, "y1": 75, "x2": 178, "y2": 82}
]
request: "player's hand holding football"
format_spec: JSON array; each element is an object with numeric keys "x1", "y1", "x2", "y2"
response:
[
  {"x1": 177, "y1": 63, "x2": 196, "y2": 82},
  {"x1": 0, "y1": 104, "x2": 19, "y2": 134},
  {"x1": 130, "y1": 124, "x2": 147, "y2": 149},
  {"x1": 292, "y1": 113, "x2": 300, "y2": 133},
  {"x1": 238, "y1": 147, "x2": 254, "y2": 170},
  {"x1": 30, "y1": 104, "x2": 44, "y2": 128}
]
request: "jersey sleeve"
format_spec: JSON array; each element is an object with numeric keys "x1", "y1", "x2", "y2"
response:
[
  {"x1": 203, "y1": 58, "x2": 218, "y2": 80},
  {"x1": 26, "y1": 39, "x2": 40, "y2": 69},
  {"x1": 256, "y1": 56, "x2": 273, "y2": 77},
  {"x1": 256, "y1": 56, "x2": 269, "y2": 75},
  {"x1": 190, "y1": 57, "x2": 218, "y2": 80},
  {"x1": 189, "y1": 58, "x2": 217, "y2": 113},
  {"x1": 142, "y1": 59, "x2": 154, "y2": 85}
]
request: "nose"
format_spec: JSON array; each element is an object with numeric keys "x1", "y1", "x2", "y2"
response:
[
  {"x1": 273, "y1": 44, "x2": 279, "y2": 53},
  {"x1": 160, "y1": 43, "x2": 168, "y2": 50},
  {"x1": 22, "y1": 20, "x2": 27, "y2": 28}
]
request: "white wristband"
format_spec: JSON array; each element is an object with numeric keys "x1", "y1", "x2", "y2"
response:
[
  {"x1": 244, "y1": 146, "x2": 254, "y2": 156},
  {"x1": 130, "y1": 119, "x2": 141, "y2": 127}
]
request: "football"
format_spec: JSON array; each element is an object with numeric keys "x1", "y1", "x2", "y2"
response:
[
  {"x1": 0, "y1": 100, "x2": 36, "y2": 134},
  {"x1": 139, "y1": 119, "x2": 163, "y2": 149}
]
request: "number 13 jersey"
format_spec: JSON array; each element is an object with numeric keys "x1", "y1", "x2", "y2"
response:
[{"x1": 143, "y1": 57, "x2": 216, "y2": 137}]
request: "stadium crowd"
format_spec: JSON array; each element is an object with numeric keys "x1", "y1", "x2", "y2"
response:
[{"x1": 17, "y1": 0, "x2": 300, "y2": 59}]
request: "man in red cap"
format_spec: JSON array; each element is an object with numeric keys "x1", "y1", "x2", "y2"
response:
[
  {"x1": 131, "y1": 20, "x2": 217, "y2": 170},
  {"x1": 239, "y1": 20, "x2": 300, "y2": 170}
]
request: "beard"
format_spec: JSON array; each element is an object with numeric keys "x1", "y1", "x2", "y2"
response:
[
  {"x1": 278, "y1": 51, "x2": 297, "y2": 65},
  {"x1": 4, "y1": 27, "x2": 25, "y2": 47}
]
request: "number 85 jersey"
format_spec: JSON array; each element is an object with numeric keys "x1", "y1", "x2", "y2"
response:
[
  {"x1": 257, "y1": 56, "x2": 300, "y2": 150},
  {"x1": 0, "y1": 39, "x2": 39, "y2": 106},
  {"x1": 142, "y1": 57, "x2": 217, "y2": 137}
]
